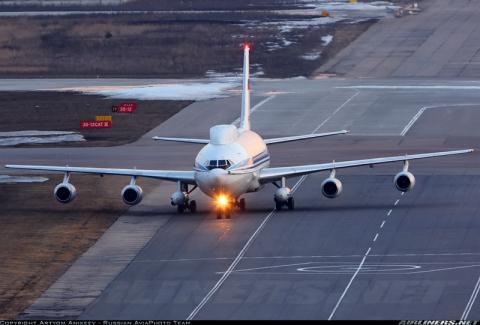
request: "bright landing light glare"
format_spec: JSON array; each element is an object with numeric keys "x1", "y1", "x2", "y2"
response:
[{"x1": 216, "y1": 194, "x2": 229, "y2": 207}]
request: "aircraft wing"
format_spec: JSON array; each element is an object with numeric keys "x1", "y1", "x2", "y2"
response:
[
  {"x1": 152, "y1": 136, "x2": 209, "y2": 144},
  {"x1": 5, "y1": 165, "x2": 196, "y2": 184},
  {"x1": 264, "y1": 130, "x2": 348, "y2": 144},
  {"x1": 258, "y1": 149, "x2": 473, "y2": 182}
]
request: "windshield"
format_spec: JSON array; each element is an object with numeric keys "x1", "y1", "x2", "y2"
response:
[{"x1": 206, "y1": 160, "x2": 232, "y2": 170}]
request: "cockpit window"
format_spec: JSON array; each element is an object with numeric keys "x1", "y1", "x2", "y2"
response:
[{"x1": 206, "y1": 160, "x2": 232, "y2": 170}]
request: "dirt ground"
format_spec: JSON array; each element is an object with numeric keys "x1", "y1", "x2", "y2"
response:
[
  {"x1": 0, "y1": 91, "x2": 191, "y2": 147},
  {"x1": 0, "y1": 174, "x2": 159, "y2": 319},
  {"x1": 0, "y1": 13, "x2": 374, "y2": 78}
]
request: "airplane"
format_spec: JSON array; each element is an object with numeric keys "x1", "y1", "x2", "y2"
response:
[{"x1": 5, "y1": 45, "x2": 474, "y2": 219}]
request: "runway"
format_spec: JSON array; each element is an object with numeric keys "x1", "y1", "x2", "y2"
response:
[
  {"x1": 4, "y1": 0, "x2": 480, "y2": 319},
  {"x1": 1, "y1": 76, "x2": 477, "y2": 320}
]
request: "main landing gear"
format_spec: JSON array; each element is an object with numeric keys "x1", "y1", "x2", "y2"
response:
[
  {"x1": 177, "y1": 200, "x2": 197, "y2": 213},
  {"x1": 172, "y1": 182, "x2": 197, "y2": 214},
  {"x1": 275, "y1": 197, "x2": 295, "y2": 211},
  {"x1": 215, "y1": 197, "x2": 246, "y2": 219}
]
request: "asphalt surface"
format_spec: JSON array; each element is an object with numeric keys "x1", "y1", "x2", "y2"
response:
[
  {"x1": 4, "y1": 0, "x2": 480, "y2": 320},
  {"x1": 318, "y1": 0, "x2": 480, "y2": 79}
]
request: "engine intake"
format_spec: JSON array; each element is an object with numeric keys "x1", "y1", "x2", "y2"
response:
[
  {"x1": 54, "y1": 182, "x2": 77, "y2": 203},
  {"x1": 121, "y1": 184, "x2": 143, "y2": 205},
  {"x1": 321, "y1": 177, "x2": 343, "y2": 198},
  {"x1": 394, "y1": 171, "x2": 415, "y2": 192},
  {"x1": 171, "y1": 191, "x2": 187, "y2": 206}
]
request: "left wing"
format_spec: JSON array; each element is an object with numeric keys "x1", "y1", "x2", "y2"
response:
[
  {"x1": 5, "y1": 165, "x2": 196, "y2": 184},
  {"x1": 258, "y1": 149, "x2": 473, "y2": 182}
]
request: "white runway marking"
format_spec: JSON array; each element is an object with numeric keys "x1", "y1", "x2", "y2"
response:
[
  {"x1": 312, "y1": 92, "x2": 359, "y2": 133},
  {"x1": 231, "y1": 95, "x2": 276, "y2": 126},
  {"x1": 328, "y1": 194, "x2": 403, "y2": 319},
  {"x1": 400, "y1": 103, "x2": 480, "y2": 136},
  {"x1": 339, "y1": 85, "x2": 480, "y2": 90},
  {"x1": 328, "y1": 246, "x2": 371, "y2": 320},
  {"x1": 461, "y1": 273, "x2": 480, "y2": 320}
]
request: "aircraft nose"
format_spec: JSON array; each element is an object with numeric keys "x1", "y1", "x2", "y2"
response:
[{"x1": 208, "y1": 168, "x2": 228, "y2": 187}]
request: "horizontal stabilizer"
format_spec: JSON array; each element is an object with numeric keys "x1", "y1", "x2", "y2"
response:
[
  {"x1": 264, "y1": 130, "x2": 348, "y2": 145},
  {"x1": 152, "y1": 136, "x2": 209, "y2": 144}
]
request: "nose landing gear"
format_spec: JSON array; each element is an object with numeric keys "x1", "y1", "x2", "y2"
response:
[{"x1": 214, "y1": 197, "x2": 246, "y2": 219}]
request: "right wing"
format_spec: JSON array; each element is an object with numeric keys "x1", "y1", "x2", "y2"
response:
[
  {"x1": 5, "y1": 165, "x2": 196, "y2": 184},
  {"x1": 258, "y1": 149, "x2": 473, "y2": 182},
  {"x1": 152, "y1": 136, "x2": 209, "y2": 144},
  {"x1": 264, "y1": 130, "x2": 348, "y2": 144}
]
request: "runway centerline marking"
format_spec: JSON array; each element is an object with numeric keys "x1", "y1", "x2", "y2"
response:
[
  {"x1": 187, "y1": 91, "x2": 359, "y2": 320},
  {"x1": 328, "y1": 246, "x2": 371, "y2": 320},
  {"x1": 329, "y1": 195, "x2": 403, "y2": 319}
]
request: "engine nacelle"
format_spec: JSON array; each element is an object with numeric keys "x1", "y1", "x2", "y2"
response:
[
  {"x1": 394, "y1": 171, "x2": 415, "y2": 192},
  {"x1": 274, "y1": 187, "x2": 291, "y2": 203},
  {"x1": 321, "y1": 177, "x2": 343, "y2": 198},
  {"x1": 121, "y1": 184, "x2": 143, "y2": 205},
  {"x1": 54, "y1": 182, "x2": 77, "y2": 203},
  {"x1": 171, "y1": 191, "x2": 187, "y2": 206}
]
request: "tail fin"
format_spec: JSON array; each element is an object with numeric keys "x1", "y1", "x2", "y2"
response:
[{"x1": 240, "y1": 44, "x2": 251, "y2": 130}]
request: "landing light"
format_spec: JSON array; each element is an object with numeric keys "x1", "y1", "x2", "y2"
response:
[{"x1": 216, "y1": 194, "x2": 229, "y2": 208}]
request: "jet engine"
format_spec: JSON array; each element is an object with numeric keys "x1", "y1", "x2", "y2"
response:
[
  {"x1": 171, "y1": 191, "x2": 187, "y2": 206},
  {"x1": 274, "y1": 187, "x2": 291, "y2": 203},
  {"x1": 321, "y1": 177, "x2": 343, "y2": 198},
  {"x1": 54, "y1": 182, "x2": 77, "y2": 203},
  {"x1": 121, "y1": 184, "x2": 143, "y2": 205},
  {"x1": 394, "y1": 171, "x2": 415, "y2": 192}
]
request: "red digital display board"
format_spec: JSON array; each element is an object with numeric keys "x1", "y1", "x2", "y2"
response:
[{"x1": 112, "y1": 102, "x2": 137, "y2": 113}]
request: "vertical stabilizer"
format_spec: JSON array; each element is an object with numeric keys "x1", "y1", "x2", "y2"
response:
[{"x1": 240, "y1": 44, "x2": 251, "y2": 130}]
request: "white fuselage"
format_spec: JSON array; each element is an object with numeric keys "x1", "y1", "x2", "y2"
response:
[{"x1": 194, "y1": 124, "x2": 269, "y2": 198}]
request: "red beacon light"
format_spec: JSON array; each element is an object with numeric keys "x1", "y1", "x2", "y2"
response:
[{"x1": 242, "y1": 43, "x2": 252, "y2": 51}]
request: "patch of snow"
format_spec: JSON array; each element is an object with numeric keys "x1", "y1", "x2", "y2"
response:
[
  {"x1": 269, "y1": 16, "x2": 345, "y2": 33},
  {"x1": 0, "y1": 130, "x2": 77, "y2": 137},
  {"x1": 322, "y1": 34, "x2": 333, "y2": 46},
  {"x1": 0, "y1": 175, "x2": 49, "y2": 183},
  {"x1": 302, "y1": 0, "x2": 398, "y2": 11},
  {"x1": 65, "y1": 82, "x2": 239, "y2": 101},
  {"x1": 266, "y1": 37, "x2": 296, "y2": 52},
  {"x1": 0, "y1": 134, "x2": 85, "y2": 146},
  {"x1": 300, "y1": 52, "x2": 322, "y2": 60}
]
